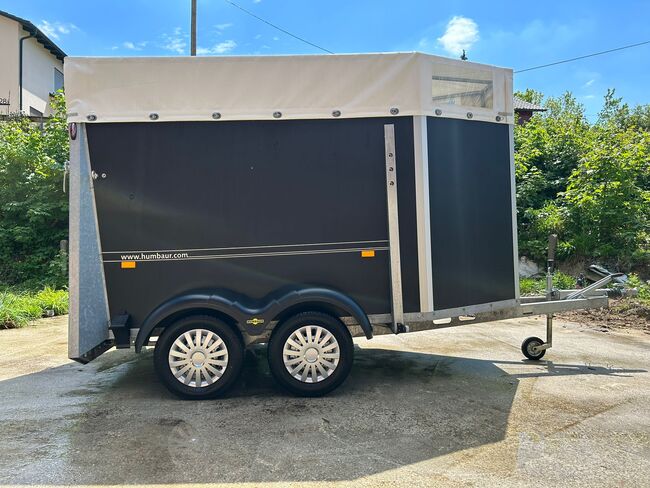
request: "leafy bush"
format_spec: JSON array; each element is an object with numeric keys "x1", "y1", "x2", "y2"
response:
[
  {"x1": 515, "y1": 89, "x2": 650, "y2": 271},
  {"x1": 0, "y1": 92, "x2": 68, "y2": 288},
  {"x1": 627, "y1": 274, "x2": 650, "y2": 302},
  {"x1": 33, "y1": 286, "x2": 69, "y2": 315},
  {"x1": 0, "y1": 287, "x2": 68, "y2": 328},
  {"x1": 519, "y1": 271, "x2": 577, "y2": 296},
  {"x1": 519, "y1": 277, "x2": 544, "y2": 295}
]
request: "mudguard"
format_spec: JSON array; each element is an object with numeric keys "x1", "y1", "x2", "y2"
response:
[{"x1": 134, "y1": 286, "x2": 372, "y2": 351}]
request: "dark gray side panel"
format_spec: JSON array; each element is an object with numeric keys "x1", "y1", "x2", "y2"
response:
[
  {"x1": 427, "y1": 117, "x2": 515, "y2": 310},
  {"x1": 87, "y1": 117, "x2": 419, "y2": 325}
]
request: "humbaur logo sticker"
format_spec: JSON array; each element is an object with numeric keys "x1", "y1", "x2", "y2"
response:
[{"x1": 246, "y1": 318, "x2": 265, "y2": 326}]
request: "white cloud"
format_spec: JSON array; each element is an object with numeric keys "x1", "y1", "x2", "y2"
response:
[
  {"x1": 121, "y1": 41, "x2": 148, "y2": 51},
  {"x1": 197, "y1": 40, "x2": 237, "y2": 55},
  {"x1": 216, "y1": 23, "x2": 233, "y2": 31},
  {"x1": 37, "y1": 20, "x2": 77, "y2": 40},
  {"x1": 162, "y1": 27, "x2": 187, "y2": 54},
  {"x1": 272, "y1": 36, "x2": 279, "y2": 41},
  {"x1": 583, "y1": 79, "x2": 595, "y2": 87},
  {"x1": 253, "y1": 0, "x2": 262, "y2": 3},
  {"x1": 437, "y1": 16, "x2": 479, "y2": 56},
  {"x1": 254, "y1": 34, "x2": 262, "y2": 40}
]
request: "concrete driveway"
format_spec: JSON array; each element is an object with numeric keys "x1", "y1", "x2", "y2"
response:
[{"x1": 0, "y1": 315, "x2": 649, "y2": 488}]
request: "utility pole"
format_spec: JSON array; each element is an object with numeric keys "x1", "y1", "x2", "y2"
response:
[{"x1": 191, "y1": 0, "x2": 197, "y2": 56}]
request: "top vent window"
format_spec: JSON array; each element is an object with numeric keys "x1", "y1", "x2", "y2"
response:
[{"x1": 432, "y1": 66, "x2": 494, "y2": 109}]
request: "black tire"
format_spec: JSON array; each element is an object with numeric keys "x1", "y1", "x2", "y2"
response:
[
  {"x1": 154, "y1": 315, "x2": 244, "y2": 399},
  {"x1": 521, "y1": 336, "x2": 546, "y2": 361},
  {"x1": 268, "y1": 311, "x2": 354, "y2": 397}
]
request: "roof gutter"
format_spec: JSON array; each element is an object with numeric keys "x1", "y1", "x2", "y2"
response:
[{"x1": 19, "y1": 33, "x2": 36, "y2": 113}]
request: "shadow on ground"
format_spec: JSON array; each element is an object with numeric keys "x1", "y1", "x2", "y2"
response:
[{"x1": 0, "y1": 345, "x2": 644, "y2": 485}]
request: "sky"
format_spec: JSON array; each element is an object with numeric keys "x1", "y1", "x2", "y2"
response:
[{"x1": 2, "y1": 0, "x2": 649, "y2": 118}]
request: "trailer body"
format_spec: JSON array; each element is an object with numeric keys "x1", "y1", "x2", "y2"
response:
[{"x1": 65, "y1": 53, "x2": 607, "y2": 395}]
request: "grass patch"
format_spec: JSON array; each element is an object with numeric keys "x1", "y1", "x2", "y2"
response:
[
  {"x1": 519, "y1": 271, "x2": 576, "y2": 296},
  {"x1": 627, "y1": 274, "x2": 650, "y2": 304},
  {"x1": 0, "y1": 287, "x2": 68, "y2": 329}
]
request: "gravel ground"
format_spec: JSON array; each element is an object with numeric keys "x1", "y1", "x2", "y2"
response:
[{"x1": 0, "y1": 315, "x2": 649, "y2": 488}]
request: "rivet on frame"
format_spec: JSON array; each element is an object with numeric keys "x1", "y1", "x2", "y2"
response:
[
  {"x1": 273, "y1": 111, "x2": 282, "y2": 119},
  {"x1": 435, "y1": 109, "x2": 442, "y2": 116},
  {"x1": 86, "y1": 114, "x2": 97, "y2": 122},
  {"x1": 332, "y1": 110, "x2": 341, "y2": 118},
  {"x1": 212, "y1": 112, "x2": 222, "y2": 120},
  {"x1": 390, "y1": 107, "x2": 399, "y2": 115},
  {"x1": 149, "y1": 113, "x2": 160, "y2": 120},
  {"x1": 466, "y1": 112, "x2": 473, "y2": 119}
]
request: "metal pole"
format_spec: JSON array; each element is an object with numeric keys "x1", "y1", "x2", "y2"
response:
[
  {"x1": 190, "y1": 0, "x2": 197, "y2": 56},
  {"x1": 384, "y1": 124, "x2": 405, "y2": 333}
]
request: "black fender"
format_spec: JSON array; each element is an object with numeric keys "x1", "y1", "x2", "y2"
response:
[
  {"x1": 260, "y1": 287, "x2": 373, "y2": 340},
  {"x1": 135, "y1": 287, "x2": 372, "y2": 351}
]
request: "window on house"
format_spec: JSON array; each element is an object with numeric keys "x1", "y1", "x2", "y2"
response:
[{"x1": 54, "y1": 68, "x2": 64, "y2": 92}]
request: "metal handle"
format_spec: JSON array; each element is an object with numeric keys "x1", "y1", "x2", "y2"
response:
[
  {"x1": 547, "y1": 234, "x2": 558, "y2": 263},
  {"x1": 62, "y1": 161, "x2": 69, "y2": 193}
]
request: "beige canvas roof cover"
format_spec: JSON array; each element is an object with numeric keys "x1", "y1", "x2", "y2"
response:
[{"x1": 65, "y1": 52, "x2": 513, "y2": 124}]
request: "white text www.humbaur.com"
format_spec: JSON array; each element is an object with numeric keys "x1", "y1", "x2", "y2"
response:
[{"x1": 120, "y1": 252, "x2": 190, "y2": 261}]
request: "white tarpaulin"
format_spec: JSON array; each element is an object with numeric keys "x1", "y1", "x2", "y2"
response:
[{"x1": 64, "y1": 52, "x2": 513, "y2": 124}]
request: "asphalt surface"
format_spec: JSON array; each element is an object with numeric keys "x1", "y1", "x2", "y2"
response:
[{"x1": 0, "y1": 315, "x2": 649, "y2": 488}]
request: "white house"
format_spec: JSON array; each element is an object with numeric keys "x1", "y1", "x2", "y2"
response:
[{"x1": 0, "y1": 10, "x2": 66, "y2": 117}]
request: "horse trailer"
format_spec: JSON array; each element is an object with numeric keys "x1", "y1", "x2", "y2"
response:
[{"x1": 65, "y1": 53, "x2": 611, "y2": 398}]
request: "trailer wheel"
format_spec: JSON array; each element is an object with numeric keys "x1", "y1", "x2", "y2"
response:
[
  {"x1": 268, "y1": 312, "x2": 353, "y2": 397},
  {"x1": 521, "y1": 336, "x2": 546, "y2": 361},
  {"x1": 153, "y1": 315, "x2": 244, "y2": 399}
]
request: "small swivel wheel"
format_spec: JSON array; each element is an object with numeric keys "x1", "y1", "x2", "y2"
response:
[{"x1": 521, "y1": 336, "x2": 546, "y2": 360}]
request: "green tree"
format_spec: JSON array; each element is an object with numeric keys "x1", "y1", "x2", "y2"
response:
[
  {"x1": 0, "y1": 91, "x2": 69, "y2": 287},
  {"x1": 514, "y1": 91, "x2": 590, "y2": 259},
  {"x1": 563, "y1": 125, "x2": 650, "y2": 266},
  {"x1": 598, "y1": 88, "x2": 650, "y2": 132},
  {"x1": 514, "y1": 89, "x2": 650, "y2": 270}
]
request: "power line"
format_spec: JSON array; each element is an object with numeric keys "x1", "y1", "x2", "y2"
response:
[
  {"x1": 515, "y1": 40, "x2": 650, "y2": 73},
  {"x1": 223, "y1": 0, "x2": 334, "y2": 54}
]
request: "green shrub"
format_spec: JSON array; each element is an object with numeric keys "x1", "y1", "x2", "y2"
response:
[
  {"x1": 33, "y1": 286, "x2": 69, "y2": 315},
  {"x1": 519, "y1": 277, "x2": 544, "y2": 295},
  {"x1": 0, "y1": 288, "x2": 68, "y2": 328},
  {"x1": 515, "y1": 89, "x2": 650, "y2": 269},
  {"x1": 0, "y1": 91, "x2": 68, "y2": 288},
  {"x1": 519, "y1": 271, "x2": 576, "y2": 296},
  {"x1": 627, "y1": 274, "x2": 650, "y2": 302}
]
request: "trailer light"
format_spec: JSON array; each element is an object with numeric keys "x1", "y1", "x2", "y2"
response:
[
  {"x1": 121, "y1": 261, "x2": 136, "y2": 269},
  {"x1": 361, "y1": 250, "x2": 375, "y2": 258}
]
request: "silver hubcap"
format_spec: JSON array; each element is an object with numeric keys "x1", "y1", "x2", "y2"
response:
[
  {"x1": 283, "y1": 325, "x2": 340, "y2": 383},
  {"x1": 168, "y1": 329, "x2": 228, "y2": 388}
]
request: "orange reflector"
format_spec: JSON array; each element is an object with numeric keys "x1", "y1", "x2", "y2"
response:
[
  {"x1": 121, "y1": 261, "x2": 136, "y2": 269},
  {"x1": 361, "y1": 250, "x2": 375, "y2": 258}
]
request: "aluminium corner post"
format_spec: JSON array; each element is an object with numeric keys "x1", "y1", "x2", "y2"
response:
[{"x1": 384, "y1": 124, "x2": 404, "y2": 333}]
